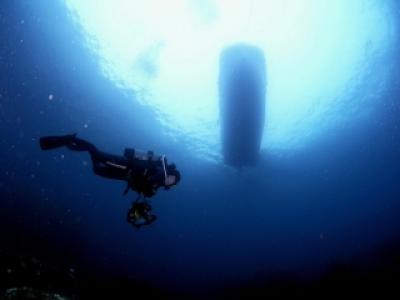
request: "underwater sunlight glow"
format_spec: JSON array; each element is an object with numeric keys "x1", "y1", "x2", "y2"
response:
[{"x1": 64, "y1": 0, "x2": 394, "y2": 161}]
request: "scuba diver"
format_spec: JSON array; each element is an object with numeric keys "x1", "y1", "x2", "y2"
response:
[{"x1": 39, "y1": 133, "x2": 180, "y2": 228}]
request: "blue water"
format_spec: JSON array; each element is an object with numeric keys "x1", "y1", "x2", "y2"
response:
[{"x1": 1, "y1": 0, "x2": 400, "y2": 298}]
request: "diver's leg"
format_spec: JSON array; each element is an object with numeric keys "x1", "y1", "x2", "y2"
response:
[
  {"x1": 58, "y1": 136, "x2": 123, "y2": 170},
  {"x1": 65, "y1": 137, "x2": 131, "y2": 181},
  {"x1": 91, "y1": 163, "x2": 129, "y2": 180},
  {"x1": 64, "y1": 137, "x2": 131, "y2": 182},
  {"x1": 90, "y1": 150, "x2": 131, "y2": 180},
  {"x1": 39, "y1": 134, "x2": 77, "y2": 150},
  {"x1": 65, "y1": 136, "x2": 97, "y2": 152},
  {"x1": 40, "y1": 134, "x2": 128, "y2": 180},
  {"x1": 39, "y1": 134, "x2": 97, "y2": 153}
]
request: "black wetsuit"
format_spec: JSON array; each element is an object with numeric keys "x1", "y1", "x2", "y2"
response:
[{"x1": 40, "y1": 134, "x2": 166, "y2": 197}]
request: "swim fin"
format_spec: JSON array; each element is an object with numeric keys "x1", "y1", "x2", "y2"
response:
[{"x1": 39, "y1": 133, "x2": 77, "y2": 150}]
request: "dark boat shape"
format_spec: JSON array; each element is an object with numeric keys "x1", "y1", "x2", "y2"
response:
[{"x1": 218, "y1": 44, "x2": 267, "y2": 166}]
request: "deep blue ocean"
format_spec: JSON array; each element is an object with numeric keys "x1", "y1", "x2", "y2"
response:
[{"x1": 1, "y1": 0, "x2": 400, "y2": 299}]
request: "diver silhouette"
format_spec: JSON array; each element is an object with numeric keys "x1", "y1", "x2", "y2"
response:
[{"x1": 39, "y1": 133, "x2": 180, "y2": 228}]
